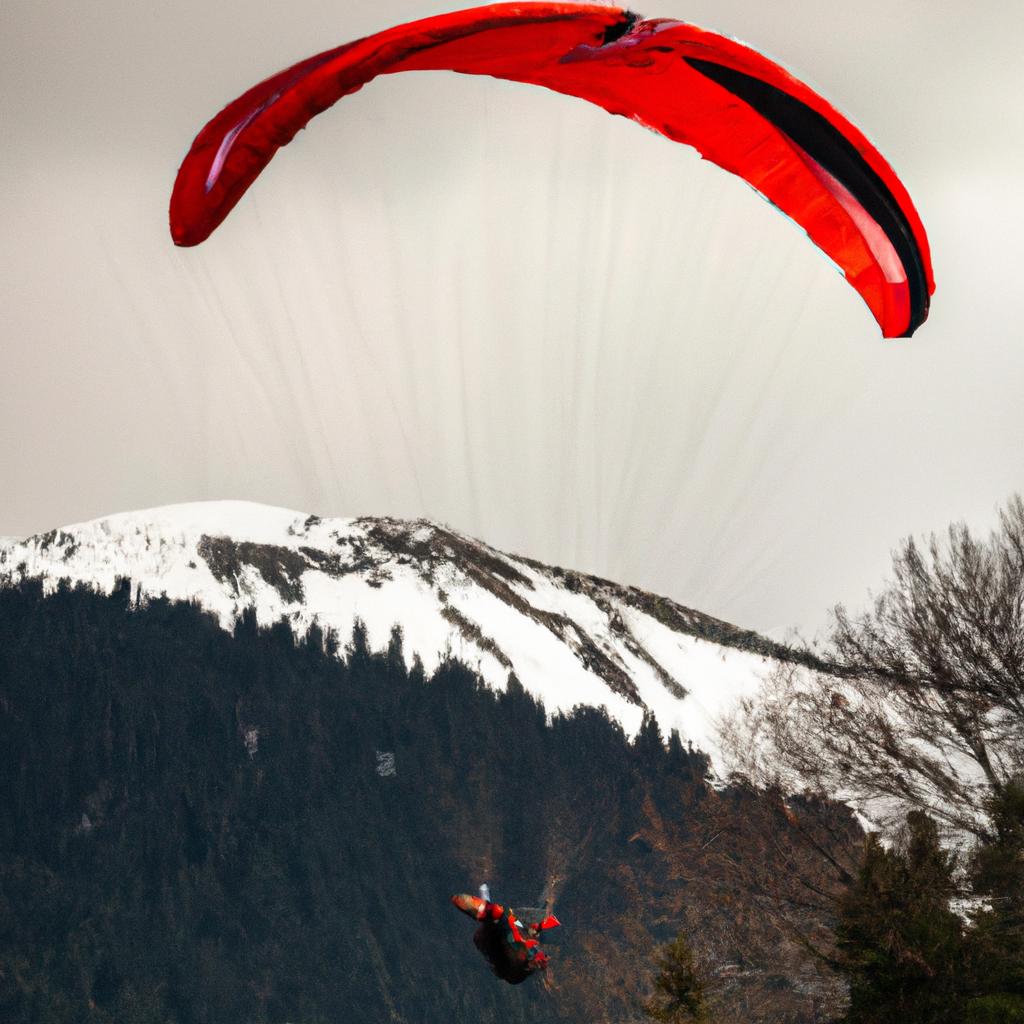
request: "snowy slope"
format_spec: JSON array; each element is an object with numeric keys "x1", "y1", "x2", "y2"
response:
[{"x1": 0, "y1": 501, "x2": 802, "y2": 770}]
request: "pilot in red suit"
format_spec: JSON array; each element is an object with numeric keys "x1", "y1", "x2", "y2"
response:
[{"x1": 451, "y1": 890, "x2": 560, "y2": 984}]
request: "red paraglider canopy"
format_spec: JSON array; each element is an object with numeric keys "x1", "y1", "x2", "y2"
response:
[{"x1": 170, "y1": 3, "x2": 934, "y2": 337}]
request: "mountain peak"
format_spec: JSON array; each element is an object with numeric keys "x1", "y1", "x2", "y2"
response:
[{"x1": 0, "y1": 502, "x2": 798, "y2": 770}]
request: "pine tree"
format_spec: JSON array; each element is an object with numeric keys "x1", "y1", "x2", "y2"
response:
[
  {"x1": 634, "y1": 712, "x2": 666, "y2": 771},
  {"x1": 386, "y1": 623, "x2": 406, "y2": 678},
  {"x1": 644, "y1": 932, "x2": 709, "y2": 1023},
  {"x1": 836, "y1": 812, "x2": 965, "y2": 1024},
  {"x1": 347, "y1": 616, "x2": 371, "y2": 667},
  {"x1": 964, "y1": 778, "x2": 1024, "y2": 1022}
]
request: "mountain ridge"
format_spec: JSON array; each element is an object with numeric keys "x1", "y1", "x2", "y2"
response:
[{"x1": 0, "y1": 500, "x2": 819, "y2": 769}]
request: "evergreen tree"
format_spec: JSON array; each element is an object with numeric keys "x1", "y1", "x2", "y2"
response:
[
  {"x1": 644, "y1": 932, "x2": 709, "y2": 1023},
  {"x1": 836, "y1": 812, "x2": 965, "y2": 1024},
  {"x1": 634, "y1": 712, "x2": 666, "y2": 772},
  {"x1": 386, "y1": 623, "x2": 407, "y2": 678},
  {"x1": 964, "y1": 778, "x2": 1024, "y2": 1022},
  {"x1": 347, "y1": 616, "x2": 371, "y2": 666}
]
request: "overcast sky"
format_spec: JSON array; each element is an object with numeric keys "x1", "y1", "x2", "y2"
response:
[{"x1": 3, "y1": 0, "x2": 1022, "y2": 637}]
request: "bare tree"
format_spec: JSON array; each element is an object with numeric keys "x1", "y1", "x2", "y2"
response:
[{"x1": 723, "y1": 496, "x2": 1024, "y2": 843}]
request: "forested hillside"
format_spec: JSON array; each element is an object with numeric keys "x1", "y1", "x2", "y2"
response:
[{"x1": 0, "y1": 581, "x2": 851, "y2": 1023}]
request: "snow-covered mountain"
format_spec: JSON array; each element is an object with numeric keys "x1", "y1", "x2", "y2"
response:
[{"x1": 0, "y1": 501, "x2": 803, "y2": 769}]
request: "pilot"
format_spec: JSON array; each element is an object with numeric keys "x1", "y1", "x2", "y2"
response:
[{"x1": 451, "y1": 891, "x2": 557, "y2": 984}]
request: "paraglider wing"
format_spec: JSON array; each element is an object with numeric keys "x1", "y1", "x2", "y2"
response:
[{"x1": 169, "y1": 3, "x2": 933, "y2": 337}]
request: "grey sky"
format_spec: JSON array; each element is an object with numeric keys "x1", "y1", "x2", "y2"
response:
[{"x1": 2, "y1": 0, "x2": 1022, "y2": 637}]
